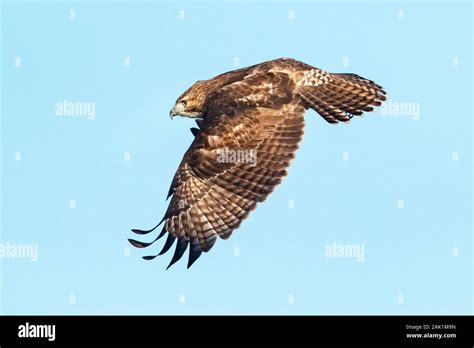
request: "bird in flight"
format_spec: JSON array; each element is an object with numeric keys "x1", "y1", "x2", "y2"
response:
[{"x1": 129, "y1": 58, "x2": 386, "y2": 269}]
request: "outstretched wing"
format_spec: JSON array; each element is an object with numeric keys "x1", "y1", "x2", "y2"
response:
[{"x1": 130, "y1": 72, "x2": 306, "y2": 269}]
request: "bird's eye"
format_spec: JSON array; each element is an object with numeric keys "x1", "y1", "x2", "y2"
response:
[{"x1": 180, "y1": 100, "x2": 187, "y2": 107}]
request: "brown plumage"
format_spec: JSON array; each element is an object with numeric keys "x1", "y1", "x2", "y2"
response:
[{"x1": 129, "y1": 58, "x2": 386, "y2": 269}]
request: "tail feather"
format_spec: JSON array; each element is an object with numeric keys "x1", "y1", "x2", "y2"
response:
[{"x1": 299, "y1": 72, "x2": 386, "y2": 124}]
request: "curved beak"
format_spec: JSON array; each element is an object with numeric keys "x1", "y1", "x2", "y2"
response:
[{"x1": 169, "y1": 108, "x2": 176, "y2": 119}]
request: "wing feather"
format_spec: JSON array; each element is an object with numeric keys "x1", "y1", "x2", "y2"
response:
[{"x1": 132, "y1": 72, "x2": 305, "y2": 268}]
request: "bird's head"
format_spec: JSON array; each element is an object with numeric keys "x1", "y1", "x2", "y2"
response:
[{"x1": 170, "y1": 80, "x2": 209, "y2": 119}]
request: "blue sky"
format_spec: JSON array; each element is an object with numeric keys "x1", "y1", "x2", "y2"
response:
[{"x1": 1, "y1": 0, "x2": 472, "y2": 314}]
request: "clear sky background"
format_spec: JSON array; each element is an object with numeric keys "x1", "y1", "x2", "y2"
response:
[{"x1": 1, "y1": 0, "x2": 472, "y2": 315}]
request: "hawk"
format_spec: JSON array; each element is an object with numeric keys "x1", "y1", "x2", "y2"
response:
[{"x1": 129, "y1": 58, "x2": 386, "y2": 269}]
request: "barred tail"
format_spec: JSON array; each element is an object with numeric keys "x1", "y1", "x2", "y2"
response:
[{"x1": 299, "y1": 72, "x2": 387, "y2": 124}]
